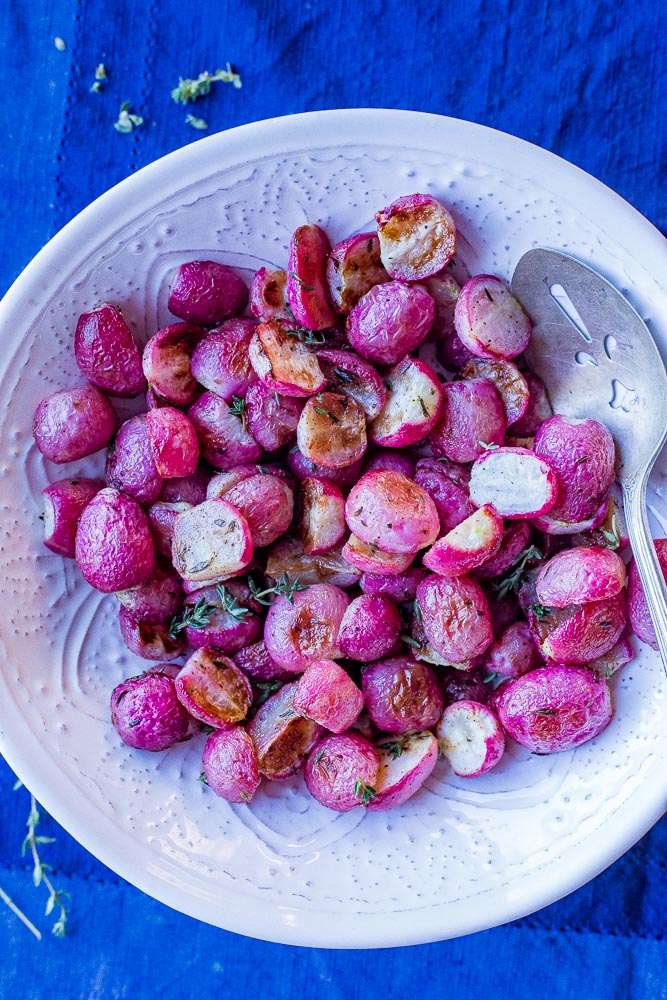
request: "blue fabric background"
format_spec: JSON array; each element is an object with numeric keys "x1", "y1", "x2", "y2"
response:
[{"x1": 0, "y1": 1, "x2": 665, "y2": 996}]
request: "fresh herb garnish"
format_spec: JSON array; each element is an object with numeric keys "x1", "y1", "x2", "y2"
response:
[
  {"x1": 229, "y1": 395, "x2": 247, "y2": 431},
  {"x1": 20, "y1": 794, "x2": 70, "y2": 937},
  {"x1": 171, "y1": 64, "x2": 242, "y2": 104},
  {"x1": 113, "y1": 101, "x2": 143, "y2": 134},
  {"x1": 477, "y1": 440, "x2": 500, "y2": 451},
  {"x1": 400, "y1": 634, "x2": 421, "y2": 649},
  {"x1": 90, "y1": 63, "x2": 107, "y2": 92},
  {"x1": 601, "y1": 512, "x2": 621, "y2": 551},
  {"x1": 333, "y1": 366, "x2": 355, "y2": 384},
  {"x1": 288, "y1": 271, "x2": 315, "y2": 293},
  {"x1": 529, "y1": 603, "x2": 554, "y2": 619},
  {"x1": 354, "y1": 779, "x2": 378, "y2": 806},
  {"x1": 185, "y1": 113, "x2": 209, "y2": 130},
  {"x1": 215, "y1": 584, "x2": 252, "y2": 622},
  {"x1": 493, "y1": 545, "x2": 543, "y2": 599},
  {"x1": 377, "y1": 739, "x2": 404, "y2": 760},
  {"x1": 248, "y1": 572, "x2": 308, "y2": 606},
  {"x1": 169, "y1": 595, "x2": 216, "y2": 638}
]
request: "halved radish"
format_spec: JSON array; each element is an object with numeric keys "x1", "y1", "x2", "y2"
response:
[
  {"x1": 435, "y1": 700, "x2": 505, "y2": 776},
  {"x1": 459, "y1": 357, "x2": 529, "y2": 426},
  {"x1": 171, "y1": 499, "x2": 253, "y2": 582},
  {"x1": 246, "y1": 681, "x2": 323, "y2": 779},
  {"x1": 298, "y1": 477, "x2": 346, "y2": 554},
  {"x1": 142, "y1": 322, "x2": 205, "y2": 405},
  {"x1": 249, "y1": 318, "x2": 327, "y2": 396},
  {"x1": 296, "y1": 391, "x2": 367, "y2": 469},
  {"x1": 454, "y1": 275, "x2": 532, "y2": 360},
  {"x1": 422, "y1": 504, "x2": 503, "y2": 577},
  {"x1": 287, "y1": 224, "x2": 338, "y2": 330},
  {"x1": 175, "y1": 649, "x2": 252, "y2": 728},
  {"x1": 370, "y1": 357, "x2": 444, "y2": 448},
  {"x1": 341, "y1": 534, "x2": 415, "y2": 575},
  {"x1": 249, "y1": 267, "x2": 291, "y2": 322},
  {"x1": 42, "y1": 478, "x2": 103, "y2": 557},
  {"x1": 376, "y1": 193, "x2": 456, "y2": 281},
  {"x1": 326, "y1": 232, "x2": 388, "y2": 314},
  {"x1": 469, "y1": 447, "x2": 558, "y2": 519},
  {"x1": 317, "y1": 348, "x2": 387, "y2": 420},
  {"x1": 367, "y1": 731, "x2": 439, "y2": 811},
  {"x1": 266, "y1": 536, "x2": 362, "y2": 588},
  {"x1": 292, "y1": 659, "x2": 364, "y2": 733}
]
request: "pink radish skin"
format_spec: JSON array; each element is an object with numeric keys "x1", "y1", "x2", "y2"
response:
[
  {"x1": 437, "y1": 330, "x2": 476, "y2": 370},
  {"x1": 297, "y1": 391, "x2": 368, "y2": 470},
  {"x1": 142, "y1": 322, "x2": 206, "y2": 406},
  {"x1": 206, "y1": 464, "x2": 293, "y2": 500},
  {"x1": 202, "y1": 727, "x2": 261, "y2": 803},
  {"x1": 298, "y1": 477, "x2": 346, "y2": 555},
  {"x1": 359, "y1": 567, "x2": 429, "y2": 603},
  {"x1": 532, "y1": 498, "x2": 610, "y2": 536},
  {"x1": 338, "y1": 594, "x2": 402, "y2": 662},
  {"x1": 535, "y1": 546, "x2": 626, "y2": 608},
  {"x1": 287, "y1": 224, "x2": 338, "y2": 330},
  {"x1": 492, "y1": 666, "x2": 612, "y2": 753},
  {"x1": 326, "y1": 232, "x2": 388, "y2": 314},
  {"x1": 188, "y1": 391, "x2": 262, "y2": 469},
  {"x1": 367, "y1": 731, "x2": 439, "y2": 811},
  {"x1": 287, "y1": 448, "x2": 364, "y2": 492},
  {"x1": 182, "y1": 583, "x2": 262, "y2": 653},
  {"x1": 232, "y1": 640, "x2": 296, "y2": 682},
  {"x1": 436, "y1": 700, "x2": 505, "y2": 776},
  {"x1": 361, "y1": 656, "x2": 444, "y2": 734},
  {"x1": 223, "y1": 474, "x2": 294, "y2": 549},
  {"x1": 376, "y1": 193, "x2": 456, "y2": 281},
  {"x1": 413, "y1": 459, "x2": 475, "y2": 535},
  {"x1": 244, "y1": 381, "x2": 304, "y2": 451},
  {"x1": 175, "y1": 649, "x2": 253, "y2": 728},
  {"x1": 249, "y1": 267, "x2": 292, "y2": 322},
  {"x1": 111, "y1": 667, "x2": 198, "y2": 751},
  {"x1": 33, "y1": 384, "x2": 118, "y2": 464},
  {"x1": 484, "y1": 621, "x2": 540, "y2": 678},
  {"x1": 441, "y1": 666, "x2": 492, "y2": 707},
  {"x1": 345, "y1": 470, "x2": 439, "y2": 555},
  {"x1": 416, "y1": 573, "x2": 494, "y2": 664},
  {"x1": 168, "y1": 260, "x2": 248, "y2": 325},
  {"x1": 421, "y1": 272, "x2": 460, "y2": 341},
  {"x1": 263, "y1": 584, "x2": 349, "y2": 672},
  {"x1": 106, "y1": 414, "x2": 163, "y2": 505},
  {"x1": 42, "y1": 478, "x2": 103, "y2": 557},
  {"x1": 74, "y1": 303, "x2": 146, "y2": 397},
  {"x1": 534, "y1": 415, "x2": 616, "y2": 524},
  {"x1": 454, "y1": 275, "x2": 532, "y2": 360},
  {"x1": 430, "y1": 379, "x2": 506, "y2": 463},
  {"x1": 118, "y1": 608, "x2": 185, "y2": 660},
  {"x1": 159, "y1": 469, "x2": 209, "y2": 506},
  {"x1": 116, "y1": 561, "x2": 184, "y2": 624},
  {"x1": 460, "y1": 358, "x2": 530, "y2": 426},
  {"x1": 292, "y1": 659, "x2": 364, "y2": 732},
  {"x1": 147, "y1": 501, "x2": 192, "y2": 559},
  {"x1": 305, "y1": 733, "x2": 379, "y2": 812},
  {"x1": 469, "y1": 447, "x2": 558, "y2": 519},
  {"x1": 423, "y1": 505, "x2": 504, "y2": 577},
  {"x1": 627, "y1": 538, "x2": 667, "y2": 649},
  {"x1": 475, "y1": 520, "x2": 531, "y2": 580},
  {"x1": 316, "y1": 348, "x2": 387, "y2": 421},
  {"x1": 75, "y1": 487, "x2": 155, "y2": 593},
  {"x1": 535, "y1": 592, "x2": 627, "y2": 664},
  {"x1": 342, "y1": 534, "x2": 414, "y2": 576},
  {"x1": 249, "y1": 319, "x2": 327, "y2": 397},
  {"x1": 370, "y1": 356, "x2": 444, "y2": 448},
  {"x1": 190, "y1": 318, "x2": 258, "y2": 401},
  {"x1": 364, "y1": 449, "x2": 415, "y2": 478},
  {"x1": 146, "y1": 407, "x2": 200, "y2": 478},
  {"x1": 511, "y1": 371, "x2": 553, "y2": 436},
  {"x1": 246, "y1": 681, "x2": 323, "y2": 779},
  {"x1": 265, "y1": 536, "x2": 361, "y2": 589},
  {"x1": 346, "y1": 280, "x2": 435, "y2": 366},
  {"x1": 171, "y1": 498, "x2": 253, "y2": 583}
]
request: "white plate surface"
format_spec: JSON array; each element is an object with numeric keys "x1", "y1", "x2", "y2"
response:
[{"x1": 0, "y1": 110, "x2": 665, "y2": 948}]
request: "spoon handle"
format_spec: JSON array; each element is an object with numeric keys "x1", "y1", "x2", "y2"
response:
[{"x1": 623, "y1": 472, "x2": 667, "y2": 673}]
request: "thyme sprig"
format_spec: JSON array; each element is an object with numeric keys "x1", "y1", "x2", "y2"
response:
[
  {"x1": 185, "y1": 113, "x2": 208, "y2": 130},
  {"x1": 529, "y1": 603, "x2": 554, "y2": 620},
  {"x1": 248, "y1": 572, "x2": 308, "y2": 606},
  {"x1": 229, "y1": 395, "x2": 247, "y2": 431},
  {"x1": 601, "y1": 511, "x2": 621, "y2": 551},
  {"x1": 493, "y1": 545, "x2": 543, "y2": 599},
  {"x1": 171, "y1": 64, "x2": 242, "y2": 104},
  {"x1": 169, "y1": 584, "x2": 252, "y2": 637},
  {"x1": 113, "y1": 101, "x2": 143, "y2": 134},
  {"x1": 216, "y1": 584, "x2": 252, "y2": 622},
  {"x1": 354, "y1": 779, "x2": 378, "y2": 806},
  {"x1": 21, "y1": 795, "x2": 70, "y2": 937}
]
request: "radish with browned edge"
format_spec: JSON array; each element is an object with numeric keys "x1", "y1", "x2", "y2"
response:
[
  {"x1": 42, "y1": 478, "x2": 103, "y2": 557},
  {"x1": 33, "y1": 383, "x2": 118, "y2": 464},
  {"x1": 346, "y1": 280, "x2": 435, "y2": 365},
  {"x1": 263, "y1": 583, "x2": 349, "y2": 671},
  {"x1": 175, "y1": 649, "x2": 253, "y2": 728},
  {"x1": 492, "y1": 665, "x2": 612, "y2": 753},
  {"x1": 341, "y1": 533, "x2": 415, "y2": 576},
  {"x1": 361, "y1": 656, "x2": 444, "y2": 734},
  {"x1": 416, "y1": 573, "x2": 493, "y2": 664},
  {"x1": 469, "y1": 447, "x2": 558, "y2": 519},
  {"x1": 376, "y1": 193, "x2": 456, "y2": 281},
  {"x1": 460, "y1": 357, "x2": 530, "y2": 426},
  {"x1": 297, "y1": 391, "x2": 367, "y2": 469},
  {"x1": 326, "y1": 232, "x2": 388, "y2": 314},
  {"x1": 345, "y1": 469, "x2": 439, "y2": 554},
  {"x1": 202, "y1": 728, "x2": 261, "y2": 803},
  {"x1": 246, "y1": 681, "x2": 323, "y2": 779},
  {"x1": 292, "y1": 659, "x2": 364, "y2": 732},
  {"x1": 76, "y1": 487, "x2": 155, "y2": 592},
  {"x1": 146, "y1": 407, "x2": 200, "y2": 478},
  {"x1": 168, "y1": 260, "x2": 248, "y2": 325},
  {"x1": 535, "y1": 546, "x2": 626, "y2": 608},
  {"x1": 423, "y1": 505, "x2": 503, "y2": 577},
  {"x1": 454, "y1": 274, "x2": 532, "y2": 360},
  {"x1": 111, "y1": 665, "x2": 199, "y2": 751},
  {"x1": 142, "y1": 322, "x2": 205, "y2": 406},
  {"x1": 530, "y1": 591, "x2": 627, "y2": 664},
  {"x1": 437, "y1": 701, "x2": 505, "y2": 776},
  {"x1": 287, "y1": 224, "x2": 338, "y2": 330},
  {"x1": 118, "y1": 607, "x2": 185, "y2": 660},
  {"x1": 75, "y1": 302, "x2": 146, "y2": 397},
  {"x1": 171, "y1": 498, "x2": 253, "y2": 583},
  {"x1": 298, "y1": 477, "x2": 346, "y2": 555},
  {"x1": 249, "y1": 318, "x2": 327, "y2": 397},
  {"x1": 249, "y1": 267, "x2": 291, "y2": 322},
  {"x1": 266, "y1": 536, "x2": 361, "y2": 589},
  {"x1": 116, "y1": 561, "x2": 184, "y2": 624},
  {"x1": 484, "y1": 621, "x2": 540, "y2": 678},
  {"x1": 305, "y1": 732, "x2": 379, "y2": 811},
  {"x1": 370, "y1": 356, "x2": 444, "y2": 448}
]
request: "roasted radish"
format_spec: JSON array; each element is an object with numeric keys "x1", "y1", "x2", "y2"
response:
[
  {"x1": 171, "y1": 498, "x2": 253, "y2": 583},
  {"x1": 201, "y1": 727, "x2": 261, "y2": 803},
  {"x1": 305, "y1": 732, "x2": 379, "y2": 811},
  {"x1": 298, "y1": 477, "x2": 346, "y2": 554},
  {"x1": 469, "y1": 447, "x2": 558, "y2": 519},
  {"x1": 436, "y1": 701, "x2": 505, "y2": 776},
  {"x1": 376, "y1": 193, "x2": 456, "y2": 281},
  {"x1": 296, "y1": 391, "x2": 367, "y2": 469},
  {"x1": 33, "y1": 384, "x2": 118, "y2": 464},
  {"x1": 361, "y1": 656, "x2": 444, "y2": 734},
  {"x1": 370, "y1": 357, "x2": 444, "y2": 448},
  {"x1": 346, "y1": 280, "x2": 435, "y2": 365},
  {"x1": 326, "y1": 232, "x2": 388, "y2": 314},
  {"x1": 454, "y1": 274, "x2": 532, "y2": 360},
  {"x1": 175, "y1": 649, "x2": 253, "y2": 728},
  {"x1": 345, "y1": 470, "x2": 439, "y2": 554},
  {"x1": 249, "y1": 319, "x2": 327, "y2": 397},
  {"x1": 287, "y1": 224, "x2": 338, "y2": 330},
  {"x1": 367, "y1": 731, "x2": 439, "y2": 811},
  {"x1": 429, "y1": 379, "x2": 505, "y2": 463},
  {"x1": 168, "y1": 260, "x2": 248, "y2": 325},
  {"x1": 292, "y1": 659, "x2": 364, "y2": 732},
  {"x1": 75, "y1": 487, "x2": 155, "y2": 593},
  {"x1": 75, "y1": 303, "x2": 146, "y2": 397},
  {"x1": 42, "y1": 478, "x2": 103, "y2": 557},
  {"x1": 423, "y1": 505, "x2": 503, "y2": 577},
  {"x1": 142, "y1": 322, "x2": 205, "y2": 406}
]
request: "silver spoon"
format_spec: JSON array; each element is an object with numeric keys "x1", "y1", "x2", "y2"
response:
[{"x1": 511, "y1": 248, "x2": 667, "y2": 672}]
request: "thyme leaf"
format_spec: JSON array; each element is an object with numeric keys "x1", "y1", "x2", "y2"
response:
[
  {"x1": 113, "y1": 101, "x2": 143, "y2": 134},
  {"x1": 229, "y1": 395, "x2": 247, "y2": 431},
  {"x1": 248, "y1": 572, "x2": 308, "y2": 606},
  {"x1": 493, "y1": 544, "x2": 543, "y2": 599},
  {"x1": 354, "y1": 779, "x2": 378, "y2": 806},
  {"x1": 171, "y1": 64, "x2": 242, "y2": 104}
]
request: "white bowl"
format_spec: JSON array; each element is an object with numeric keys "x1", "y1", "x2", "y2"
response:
[{"x1": 0, "y1": 110, "x2": 665, "y2": 948}]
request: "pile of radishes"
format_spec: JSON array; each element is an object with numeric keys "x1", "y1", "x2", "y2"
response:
[{"x1": 33, "y1": 190, "x2": 664, "y2": 813}]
